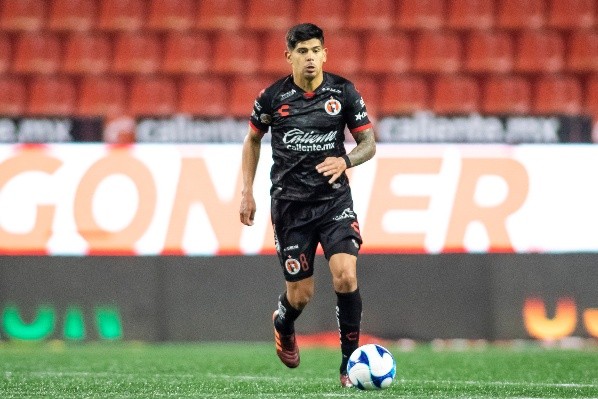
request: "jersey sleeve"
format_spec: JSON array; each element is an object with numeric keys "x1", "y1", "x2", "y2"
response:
[
  {"x1": 343, "y1": 82, "x2": 373, "y2": 133},
  {"x1": 249, "y1": 88, "x2": 273, "y2": 133}
]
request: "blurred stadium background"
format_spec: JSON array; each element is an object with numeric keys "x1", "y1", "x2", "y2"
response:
[{"x1": 0, "y1": 0, "x2": 596, "y2": 345}]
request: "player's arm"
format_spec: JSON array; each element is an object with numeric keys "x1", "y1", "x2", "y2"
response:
[
  {"x1": 240, "y1": 126, "x2": 264, "y2": 226},
  {"x1": 316, "y1": 127, "x2": 376, "y2": 184}
]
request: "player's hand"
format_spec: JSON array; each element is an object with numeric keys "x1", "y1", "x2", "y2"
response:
[
  {"x1": 316, "y1": 156, "x2": 347, "y2": 184},
  {"x1": 239, "y1": 193, "x2": 256, "y2": 226}
]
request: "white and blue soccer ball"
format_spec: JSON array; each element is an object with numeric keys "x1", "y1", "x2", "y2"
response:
[{"x1": 347, "y1": 344, "x2": 396, "y2": 390}]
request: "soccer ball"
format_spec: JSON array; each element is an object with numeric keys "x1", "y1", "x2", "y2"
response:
[{"x1": 347, "y1": 344, "x2": 396, "y2": 390}]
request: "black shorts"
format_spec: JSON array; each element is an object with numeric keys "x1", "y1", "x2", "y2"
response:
[{"x1": 271, "y1": 190, "x2": 363, "y2": 282}]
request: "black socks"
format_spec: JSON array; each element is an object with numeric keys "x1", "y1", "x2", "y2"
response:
[
  {"x1": 336, "y1": 288, "x2": 362, "y2": 374},
  {"x1": 274, "y1": 292, "x2": 302, "y2": 335}
]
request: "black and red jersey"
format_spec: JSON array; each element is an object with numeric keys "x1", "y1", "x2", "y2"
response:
[{"x1": 249, "y1": 72, "x2": 373, "y2": 201}]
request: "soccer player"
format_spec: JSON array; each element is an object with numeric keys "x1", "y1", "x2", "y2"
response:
[{"x1": 239, "y1": 23, "x2": 376, "y2": 388}]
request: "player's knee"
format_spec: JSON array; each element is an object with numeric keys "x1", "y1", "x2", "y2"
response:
[
  {"x1": 287, "y1": 283, "x2": 314, "y2": 310},
  {"x1": 332, "y1": 269, "x2": 357, "y2": 293}
]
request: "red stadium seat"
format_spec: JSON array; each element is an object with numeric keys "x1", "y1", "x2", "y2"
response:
[
  {"x1": 363, "y1": 31, "x2": 411, "y2": 75},
  {"x1": 464, "y1": 31, "x2": 514, "y2": 74},
  {"x1": 496, "y1": 0, "x2": 545, "y2": 30},
  {"x1": 98, "y1": 0, "x2": 145, "y2": 31},
  {"x1": 162, "y1": 33, "x2": 210, "y2": 75},
  {"x1": 348, "y1": 76, "x2": 381, "y2": 119},
  {"x1": 379, "y1": 75, "x2": 429, "y2": 115},
  {"x1": 533, "y1": 75, "x2": 583, "y2": 115},
  {"x1": 324, "y1": 33, "x2": 361, "y2": 76},
  {"x1": 447, "y1": 0, "x2": 495, "y2": 30},
  {"x1": 297, "y1": 0, "x2": 346, "y2": 32},
  {"x1": 244, "y1": 0, "x2": 294, "y2": 31},
  {"x1": 229, "y1": 76, "x2": 272, "y2": 119},
  {"x1": 547, "y1": 0, "x2": 595, "y2": 30},
  {"x1": 515, "y1": 31, "x2": 565, "y2": 73},
  {"x1": 432, "y1": 75, "x2": 480, "y2": 115},
  {"x1": 212, "y1": 32, "x2": 260, "y2": 75},
  {"x1": 482, "y1": 76, "x2": 532, "y2": 115},
  {"x1": 27, "y1": 76, "x2": 77, "y2": 116},
  {"x1": 178, "y1": 76, "x2": 228, "y2": 117},
  {"x1": 413, "y1": 31, "x2": 462, "y2": 74},
  {"x1": 78, "y1": 77, "x2": 127, "y2": 117},
  {"x1": 195, "y1": 0, "x2": 243, "y2": 31},
  {"x1": 585, "y1": 76, "x2": 598, "y2": 122},
  {"x1": 12, "y1": 33, "x2": 61, "y2": 74},
  {"x1": 0, "y1": 78, "x2": 27, "y2": 116},
  {"x1": 347, "y1": 0, "x2": 395, "y2": 31},
  {"x1": 0, "y1": 0, "x2": 46, "y2": 31},
  {"x1": 262, "y1": 33, "x2": 291, "y2": 76},
  {"x1": 48, "y1": 0, "x2": 97, "y2": 31},
  {"x1": 63, "y1": 33, "x2": 111, "y2": 75},
  {"x1": 568, "y1": 31, "x2": 598, "y2": 72},
  {"x1": 147, "y1": 0, "x2": 195, "y2": 31},
  {"x1": 112, "y1": 33, "x2": 161, "y2": 75},
  {"x1": 395, "y1": 0, "x2": 445, "y2": 30},
  {"x1": 129, "y1": 77, "x2": 177, "y2": 117},
  {"x1": 0, "y1": 35, "x2": 10, "y2": 74}
]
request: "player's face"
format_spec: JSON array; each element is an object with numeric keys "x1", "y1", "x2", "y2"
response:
[{"x1": 286, "y1": 38, "x2": 327, "y2": 81}]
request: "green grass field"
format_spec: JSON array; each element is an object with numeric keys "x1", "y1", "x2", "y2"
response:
[{"x1": 0, "y1": 341, "x2": 596, "y2": 398}]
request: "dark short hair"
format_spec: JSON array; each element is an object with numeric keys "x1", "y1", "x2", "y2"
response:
[{"x1": 285, "y1": 23, "x2": 324, "y2": 50}]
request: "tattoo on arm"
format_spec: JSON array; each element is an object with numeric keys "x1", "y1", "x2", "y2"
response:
[{"x1": 347, "y1": 128, "x2": 376, "y2": 167}]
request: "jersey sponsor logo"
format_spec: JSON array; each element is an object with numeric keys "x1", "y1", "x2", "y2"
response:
[
  {"x1": 280, "y1": 89, "x2": 296, "y2": 100},
  {"x1": 359, "y1": 97, "x2": 365, "y2": 108},
  {"x1": 333, "y1": 207, "x2": 356, "y2": 221},
  {"x1": 355, "y1": 111, "x2": 367, "y2": 121},
  {"x1": 285, "y1": 258, "x2": 301, "y2": 275},
  {"x1": 324, "y1": 98, "x2": 342, "y2": 115},
  {"x1": 283, "y1": 128, "x2": 336, "y2": 152},
  {"x1": 254, "y1": 100, "x2": 262, "y2": 111},
  {"x1": 323, "y1": 87, "x2": 342, "y2": 94},
  {"x1": 278, "y1": 104, "x2": 290, "y2": 117},
  {"x1": 284, "y1": 244, "x2": 298, "y2": 252}
]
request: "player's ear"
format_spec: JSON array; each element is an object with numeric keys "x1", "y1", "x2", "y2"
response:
[
  {"x1": 285, "y1": 50, "x2": 292, "y2": 64},
  {"x1": 322, "y1": 47, "x2": 327, "y2": 63}
]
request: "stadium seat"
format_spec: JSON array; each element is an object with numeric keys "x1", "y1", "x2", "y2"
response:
[
  {"x1": 432, "y1": 75, "x2": 480, "y2": 115},
  {"x1": 395, "y1": 0, "x2": 445, "y2": 30},
  {"x1": 27, "y1": 76, "x2": 77, "y2": 116},
  {"x1": 363, "y1": 31, "x2": 411, "y2": 75},
  {"x1": 0, "y1": 78, "x2": 26, "y2": 116},
  {"x1": 533, "y1": 75, "x2": 583, "y2": 115},
  {"x1": 195, "y1": 0, "x2": 243, "y2": 31},
  {"x1": 482, "y1": 76, "x2": 532, "y2": 115},
  {"x1": 515, "y1": 31, "x2": 565, "y2": 73},
  {"x1": 297, "y1": 0, "x2": 346, "y2": 32},
  {"x1": 585, "y1": 75, "x2": 598, "y2": 122},
  {"x1": 547, "y1": 0, "x2": 595, "y2": 30},
  {"x1": 324, "y1": 33, "x2": 362, "y2": 76},
  {"x1": 464, "y1": 31, "x2": 514, "y2": 74},
  {"x1": 129, "y1": 77, "x2": 177, "y2": 117},
  {"x1": 178, "y1": 76, "x2": 228, "y2": 117},
  {"x1": 147, "y1": 0, "x2": 195, "y2": 31},
  {"x1": 77, "y1": 77, "x2": 127, "y2": 117},
  {"x1": 379, "y1": 75, "x2": 429, "y2": 116},
  {"x1": 244, "y1": 0, "x2": 294, "y2": 31},
  {"x1": 12, "y1": 33, "x2": 61, "y2": 74},
  {"x1": 447, "y1": 0, "x2": 495, "y2": 30},
  {"x1": 62, "y1": 33, "x2": 111, "y2": 75},
  {"x1": 48, "y1": 0, "x2": 97, "y2": 31},
  {"x1": 0, "y1": 35, "x2": 10, "y2": 74},
  {"x1": 229, "y1": 76, "x2": 273, "y2": 119},
  {"x1": 413, "y1": 31, "x2": 462, "y2": 74},
  {"x1": 112, "y1": 33, "x2": 161, "y2": 75},
  {"x1": 98, "y1": 0, "x2": 145, "y2": 31},
  {"x1": 262, "y1": 33, "x2": 291, "y2": 76},
  {"x1": 568, "y1": 31, "x2": 598, "y2": 73},
  {"x1": 346, "y1": 0, "x2": 395, "y2": 31},
  {"x1": 0, "y1": 0, "x2": 46, "y2": 31},
  {"x1": 496, "y1": 0, "x2": 545, "y2": 30},
  {"x1": 162, "y1": 33, "x2": 210, "y2": 75},
  {"x1": 212, "y1": 32, "x2": 260, "y2": 75}
]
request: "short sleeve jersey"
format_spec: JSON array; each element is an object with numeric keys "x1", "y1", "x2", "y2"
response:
[{"x1": 249, "y1": 72, "x2": 373, "y2": 202}]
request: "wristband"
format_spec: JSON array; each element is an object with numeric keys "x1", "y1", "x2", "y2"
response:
[{"x1": 342, "y1": 154, "x2": 352, "y2": 169}]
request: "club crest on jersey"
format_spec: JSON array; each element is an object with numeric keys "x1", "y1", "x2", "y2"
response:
[
  {"x1": 324, "y1": 98, "x2": 342, "y2": 115},
  {"x1": 285, "y1": 258, "x2": 301, "y2": 275}
]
